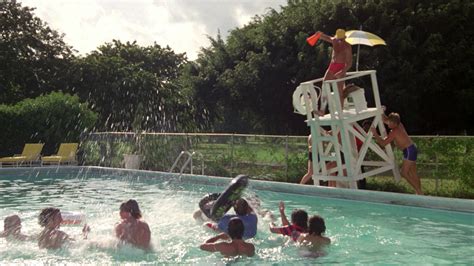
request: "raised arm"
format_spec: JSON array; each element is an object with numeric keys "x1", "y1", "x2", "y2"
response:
[
  {"x1": 317, "y1": 31, "x2": 333, "y2": 43},
  {"x1": 205, "y1": 233, "x2": 229, "y2": 243},
  {"x1": 279, "y1": 201, "x2": 290, "y2": 226}
]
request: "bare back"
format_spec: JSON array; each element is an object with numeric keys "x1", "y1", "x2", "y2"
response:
[
  {"x1": 115, "y1": 219, "x2": 151, "y2": 249},
  {"x1": 215, "y1": 240, "x2": 255, "y2": 257},
  {"x1": 38, "y1": 229, "x2": 69, "y2": 249},
  {"x1": 298, "y1": 233, "x2": 331, "y2": 249}
]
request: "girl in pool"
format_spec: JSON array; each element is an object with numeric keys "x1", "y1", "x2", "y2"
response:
[
  {"x1": 38, "y1": 207, "x2": 90, "y2": 249},
  {"x1": 38, "y1": 207, "x2": 69, "y2": 249},
  {"x1": 269, "y1": 201, "x2": 308, "y2": 241},
  {"x1": 115, "y1": 199, "x2": 151, "y2": 250}
]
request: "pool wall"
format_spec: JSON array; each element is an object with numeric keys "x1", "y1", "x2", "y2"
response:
[{"x1": 0, "y1": 166, "x2": 472, "y2": 213}]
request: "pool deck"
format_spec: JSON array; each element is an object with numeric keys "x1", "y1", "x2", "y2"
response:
[{"x1": 0, "y1": 166, "x2": 473, "y2": 213}]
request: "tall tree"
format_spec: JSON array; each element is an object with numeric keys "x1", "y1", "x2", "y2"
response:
[
  {"x1": 0, "y1": 1, "x2": 74, "y2": 104},
  {"x1": 182, "y1": 0, "x2": 474, "y2": 135},
  {"x1": 67, "y1": 40, "x2": 193, "y2": 132}
]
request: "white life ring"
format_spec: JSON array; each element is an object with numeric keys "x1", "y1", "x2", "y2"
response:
[
  {"x1": 61, "y1": 211, "x2": 85, "y2": 225},
  {"x1": 292, "y1": 84, "x2": 320, "y2": 115}
]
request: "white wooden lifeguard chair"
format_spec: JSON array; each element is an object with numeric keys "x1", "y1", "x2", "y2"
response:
[{"x1": 292, "y1": 70, "x2": 401, "y2": 188}]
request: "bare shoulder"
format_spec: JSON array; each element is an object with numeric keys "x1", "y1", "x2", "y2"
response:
[
  {"x1": 245, "y1": 242, "x2": 255, "y2": 256},
  {"x1": 138, "y1": 221, "x2": 150, "y2": 231},
  {"x1": 323, "y1": 236, "x2": 331, "y2": 245}
]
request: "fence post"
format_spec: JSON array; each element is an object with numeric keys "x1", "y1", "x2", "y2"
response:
[
  {"x1": 230, "y1": 134, "x2": 235, "y2": 177},
  {"x1": 435, "y1": 152, "x2": 439, "y2": 193},
  {"x1": 285, "y1": 135, "x2": 289, "y2": 181}
]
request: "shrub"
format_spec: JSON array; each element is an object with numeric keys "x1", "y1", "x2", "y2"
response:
[{"x1": 0, "y1": 92, "x2": 97, "y2": 156}]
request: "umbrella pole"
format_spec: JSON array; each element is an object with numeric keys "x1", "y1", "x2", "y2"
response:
[
  {"x1": 356, "y1": 43, "x2": 360, "y2": 72},
  {"x1": 356, "y1": 25, "x2": 362, "y2": 72}
]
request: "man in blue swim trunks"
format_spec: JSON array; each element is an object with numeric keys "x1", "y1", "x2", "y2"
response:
[
  {"x1": 371, "y1": 112, "x2": 423, "y2": 195},
  {"x1": 205, "y1": 198, "x2": 258, "y2": 239}
]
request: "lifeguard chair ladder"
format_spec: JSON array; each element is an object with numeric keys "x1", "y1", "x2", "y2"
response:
[{"x1": 292, "y1": 70, "x2": 401, "y2": 188}]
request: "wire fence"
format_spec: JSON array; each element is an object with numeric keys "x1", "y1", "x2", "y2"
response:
[{"x1": 79, "y1": 132, "x2": 473, "y2": 191}]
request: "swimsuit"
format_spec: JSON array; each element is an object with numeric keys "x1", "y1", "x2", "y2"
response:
[
  {"x1": 402, "y1": 144, "x2": 418, "y2": 161},
  {"x1": 328, "y1": 62, "x2": 345, "y2": 74},
  {"x1": 274, "y1": 224, "x2": 305, "y2": 241}
]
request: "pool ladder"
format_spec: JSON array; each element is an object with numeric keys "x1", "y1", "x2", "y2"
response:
[{"x1": 169, "y1": 151, "x2": 204, "y2": 175}]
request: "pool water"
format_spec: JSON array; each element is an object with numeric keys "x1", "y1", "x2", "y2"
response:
[{"x1": 0, "y1": 173, "x2": 473, "y2": 264}]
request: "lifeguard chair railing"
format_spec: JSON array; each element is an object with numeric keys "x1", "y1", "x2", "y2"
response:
[{"x1": 292, "y1": 70, "x2": 400, "y2": 188}]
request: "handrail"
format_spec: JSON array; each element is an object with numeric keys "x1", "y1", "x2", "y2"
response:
[{"x1": 169, "y1": 150, "x2": 205, "y2": 175}]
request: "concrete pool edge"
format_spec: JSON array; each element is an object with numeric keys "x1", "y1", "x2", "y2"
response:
[{"x1": 1, "y1": 166, "x2": 472, "y2": 213}]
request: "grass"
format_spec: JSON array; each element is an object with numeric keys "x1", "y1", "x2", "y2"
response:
[{"x1": 366, "y1": 176, "x2": 474, "y2": 199}]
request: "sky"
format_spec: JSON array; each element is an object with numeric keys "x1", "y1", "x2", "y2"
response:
[{"x1": 20, "y1": 0, "x2": 287, "y2": 60}]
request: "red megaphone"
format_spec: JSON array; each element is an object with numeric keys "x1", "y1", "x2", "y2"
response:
[{"x1": 306, "y1": 32, "x2": 321, "y2": 46}]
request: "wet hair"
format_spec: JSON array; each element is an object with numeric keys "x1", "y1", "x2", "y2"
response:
[
  {"x1": 38, "y1": 208, "x2": 60, "y2": 227},
  {"x1": 4, "y1": 215, "x2": 21, "y2": 231},
  {"x1": 227, "y1": 217, "x2": 244, "y2": 239},
  {"x1": 291, "y1": 209, "x2": 308, "y2": 230},
  {"x1": 308, "y1": 215, "x2": 326, "y2": 235},
  {"x1": 234, "y1": 198, "x2": 251, "y2": 216},
  {"x1": 387, "y1": 112, "x2": 401, "y2": 125},
  {"x1": 120, "y1": 199, "x2": 142, "y2": 219}
]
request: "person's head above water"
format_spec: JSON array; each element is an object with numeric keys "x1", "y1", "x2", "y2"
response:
[
  {"x1": 120, "y1": 199, "x2": 142, "y2": 219},
  {"x1": 335, "y1": 28, "x2": 346, "y2": 39},
  {"x1": 38, "y1": 208, "x2": 61, "y2": 228},
  {"x1": 227, "y1": 217, "x2": 245, "y2": 240},
  {"x1": 3, "y1": 215, "x2": 21, "y2": 233},
  {"x1": 234, "y1": 198, "x2": 251, "y2": 216},
  {"x1": 308, "y1": 215, "x2": 326, "y2": 236},
  {"x1": 291, "y1": 209, "x2": 308, "y2": 229}
]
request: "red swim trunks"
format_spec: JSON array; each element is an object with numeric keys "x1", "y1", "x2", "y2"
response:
[{"x1": 327, "y1": 62, "x2": 345, "y2": 74}]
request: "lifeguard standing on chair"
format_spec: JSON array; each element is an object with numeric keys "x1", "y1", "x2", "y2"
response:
[{"x1": 315, "y1": 29, "x2": 353, "y2": 108}]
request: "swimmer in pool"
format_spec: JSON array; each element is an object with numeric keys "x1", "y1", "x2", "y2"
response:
[
  {"x1": 38, "y1": 207, "x2": 70, "y2": 249},
  {"x1": 269, "y1": 201, "x2": 308, "y2": 241},
  {"x1": 115, "y1": 199, "x2": 151, "y2": 250},
  {"x1": 1, "y1": 214, "x2": 28, "y2": 241},
  {"x1": 297, "y1": 215, "x2": 330, "y2": 250},
  {"x1": 205, "y1": 198, "x2": 258, "y2": 239},
  {"x1": 200, "y1": 217, "x2": 255, "y2": 257}
]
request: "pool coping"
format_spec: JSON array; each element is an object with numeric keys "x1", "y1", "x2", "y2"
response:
[{"x1": 0, "y1": 166, "x2": 473, "y2": 213}]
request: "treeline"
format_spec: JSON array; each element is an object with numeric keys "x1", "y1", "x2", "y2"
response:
[{"x1": 1, "y1": 0, "x2": 473, "y2": 153}]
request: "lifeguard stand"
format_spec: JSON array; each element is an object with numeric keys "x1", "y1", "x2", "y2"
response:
[{"x1": 292, "y1": 70, "x2": 401, "y2": 188}]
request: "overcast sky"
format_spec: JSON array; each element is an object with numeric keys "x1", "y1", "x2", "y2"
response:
[{"x1": 20, "y1": 0, "x2": 287, "y2": 60}]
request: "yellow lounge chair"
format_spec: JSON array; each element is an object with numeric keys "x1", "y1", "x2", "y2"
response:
[
  {"x1": 41, "y1": 143, "x2": 78, "y2": 165},
  {"x1": 0, "y1": 143, "x2": 44, "y2": 167}
]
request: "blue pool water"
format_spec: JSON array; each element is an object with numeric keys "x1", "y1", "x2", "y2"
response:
[{"x1": 0, "y1": 168, "x2": 473, "y2": 264}]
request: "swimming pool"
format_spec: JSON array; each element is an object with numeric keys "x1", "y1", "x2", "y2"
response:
[{"x1": 1, "y1": 166, "x2": 473, "y2": 264}]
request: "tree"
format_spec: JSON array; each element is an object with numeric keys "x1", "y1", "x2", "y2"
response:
[
  {"x1": 0, "y1": 1, "x2": 74, "y2": 104},
  {"x1": 67, "y1": 40, "x2": 193, "y2": 132},
  {"x1": 182, "y1": 0, "x2": 474, "y2": 135}
]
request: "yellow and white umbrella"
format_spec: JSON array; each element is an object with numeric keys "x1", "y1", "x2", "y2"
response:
[{"x1": 345, "y1": 30, "x2": 386, "y2": 71}]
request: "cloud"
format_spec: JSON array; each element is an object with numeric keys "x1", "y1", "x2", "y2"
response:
[{"x1": 19, "y1": 0, "x2": 286, "y2": 60}]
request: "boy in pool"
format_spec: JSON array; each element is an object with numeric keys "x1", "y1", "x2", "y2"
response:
[
  {"x1": 0, "y1": 214, "x2": 28, "y2": 240},
  {"x1": 200, "y1": 217, "x2": 255, "y2": 257},
  {"x1": 115, "y1": 199, "x2": 151, "y2": 250},
  {"x1": 371, "y1": 112, "x2": 423, "y2": 195},
  {"x1": 205, "y1": 198, "x2": 258, "y2": 239},
  {"x1": 297, "y1": 215, "x2": 331, "y2": 249},
  {"x1": 269, "y1": 201, "x2": 308, "y2": 241}
]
